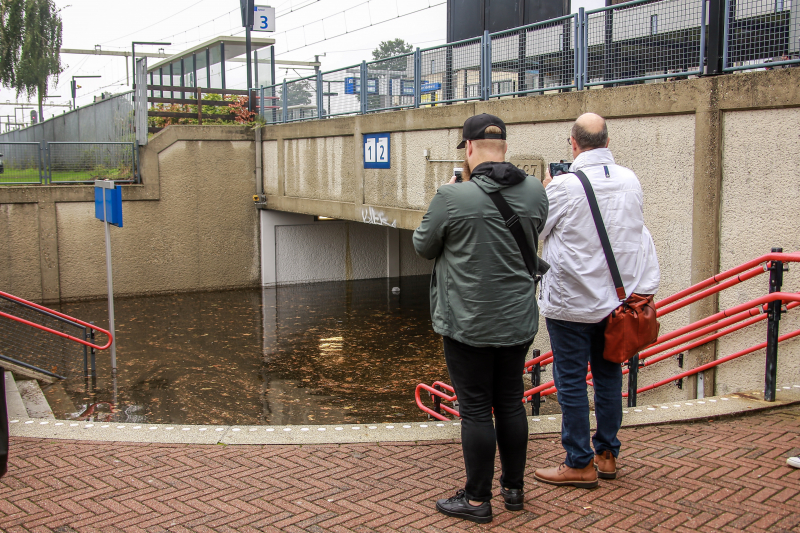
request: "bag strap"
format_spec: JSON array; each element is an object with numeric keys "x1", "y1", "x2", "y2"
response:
[
  {"x1": 574, "y1": 169, "x2": 627, "y2": 301},
  {"x1": 484, "y1": 190, "x2": 537, "y2": 278}
]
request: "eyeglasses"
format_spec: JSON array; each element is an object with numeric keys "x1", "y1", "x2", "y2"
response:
[{"x1": 567, "y1": 137, "x2": 572, "y2": 146}]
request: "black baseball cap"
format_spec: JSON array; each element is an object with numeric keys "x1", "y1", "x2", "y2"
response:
[{"x1": 456, "y1": 113, "x2": 507, "y2": 149}]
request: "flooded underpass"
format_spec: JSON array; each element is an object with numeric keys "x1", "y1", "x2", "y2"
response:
[{"x1": 41, "y1": 276, "x2": 559, "y2": 425}]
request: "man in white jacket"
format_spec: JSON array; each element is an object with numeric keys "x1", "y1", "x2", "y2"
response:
[{"x1": 534, "y1": 113, "x2": 660, "y2": 488}]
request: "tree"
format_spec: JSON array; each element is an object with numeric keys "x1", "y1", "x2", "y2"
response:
[
  {"x1": 0, "y1": 0, "x2": 63, "y2": 123},
  {"x1": 372, "y1": 38, "x2": 413, "y2": 72},
  {"x1": 281, "y1": 79, "x2": 313, "y2": 107}
]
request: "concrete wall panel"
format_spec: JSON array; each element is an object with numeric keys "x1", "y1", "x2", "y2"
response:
[
  {"x1": 363, "y1": 129, "x2": 463, "y2": 210},
  {"x1": 275, "y1": 221, "x2": 387, "y2": 284},
  {"x1": 717, "y1": 108, "x2": 800, "y2": 394},
  {"x1": 56, "y1": 139, "x2": 260, "y2": 299},
  {"x1": 262, "y1": 140, "x2": 279, "y2": 195},
  {"x1": 399, "y1": 229, "x2": 433, "y2": 277},
  {"x1": 0, "y1": 203, "x2": 42, "y2": 301},
  {"x1": 283, "y1": 136, "x2": 354, "y2": 202}
]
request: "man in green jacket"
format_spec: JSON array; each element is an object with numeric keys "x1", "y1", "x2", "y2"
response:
[{"x1": 413, "y1": 113, "x2": 548, "y2": 523}]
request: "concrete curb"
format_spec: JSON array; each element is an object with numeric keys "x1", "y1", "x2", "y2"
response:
[{"x1": 9, "y1": 387, "x2": 800, "y2": 445}]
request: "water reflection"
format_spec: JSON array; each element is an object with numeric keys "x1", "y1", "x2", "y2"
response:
[{"x1": 48, "y1": 276, "x2": 450, "y2": 425}]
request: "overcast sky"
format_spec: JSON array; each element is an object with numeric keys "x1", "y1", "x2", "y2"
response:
[{"x1": 0, "y1": 0, "x2": 605, "y2": 123}]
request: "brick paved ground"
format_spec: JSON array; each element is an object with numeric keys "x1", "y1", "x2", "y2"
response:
[{"x1": 1, "y1": 406, "x2": 799, "y2": 533}]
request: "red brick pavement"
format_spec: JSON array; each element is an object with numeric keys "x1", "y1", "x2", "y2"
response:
[{"x1": 1, "y1": 406, "x2": 799, "y2": 533}]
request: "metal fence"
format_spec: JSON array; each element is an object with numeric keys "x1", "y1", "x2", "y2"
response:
[
  {"x1": 0, "y1": 142, "x2": 44, "y2": 185},
  {"x1": 585, "y1": 0, "x2": 707, "y2": 86},
  {"x1": 490, "y1": 14, "x2": 580, "y2": 97},
  {"x1": 0, "y1": 141, "x2": 136, "y2": 185},
  {"x1": 254, "y1": 0, "x2": 799, "y2": 125},
  {"x1": 723, "y1": 0, "x2": 800, "y2": 70}
]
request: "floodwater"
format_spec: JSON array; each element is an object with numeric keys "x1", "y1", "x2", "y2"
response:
[{"x1": 46, "y1": 276, "x2": 455, "y2": 426}]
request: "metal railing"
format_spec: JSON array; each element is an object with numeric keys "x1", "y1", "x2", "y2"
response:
[
  {"x1": 0, "y1": 290, "x2": 113, "y2": 381},
  {"x1": 584, "y1": 0, "x2": 707, "y2": 86},
  {"x1": 0, "y1": 142, "x2": 44, "y2": 185},
  {"x1": 0, "y1": 141, "x2": 137, "y2": 185},
  {"x1": 416, "y1": 249, "x2": 800, "y2": 420},
  {"x1": 490, "y1": 14, "x2": 580, "y2": 97},
  {"x1": 255, "y1": 0, "x2": 797, "y2": 126},
  {"x1": 723, "y1": 0, "x2": 800, "y2": 71}
]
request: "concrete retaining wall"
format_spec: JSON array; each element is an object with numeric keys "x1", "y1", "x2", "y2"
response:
[{"x1": 2, "y1": 68, "x2": 799, "y2": 401}]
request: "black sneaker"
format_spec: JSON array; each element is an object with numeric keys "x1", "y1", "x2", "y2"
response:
[
  {"x1": 435, "y1": 489, "x2": 492, "y2": 524},
  {"x1": 500, "y1": 487, "x2": 524, "y2": 511}
]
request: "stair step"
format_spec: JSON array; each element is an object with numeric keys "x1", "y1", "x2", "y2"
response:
[
  {"x1": 17, "y1": 379, "x2": 55, "y2": 419},
  {"x1": 4, "y1": 371, "x2": 29, "y2": 420}
]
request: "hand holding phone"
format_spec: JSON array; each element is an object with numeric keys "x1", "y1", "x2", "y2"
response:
[
  {"x1": 453, "y1": 167, "x2": 463, "y2": 183},
  {"x1": 549, "y1": 162, "x2": 571, "y2": 177}
]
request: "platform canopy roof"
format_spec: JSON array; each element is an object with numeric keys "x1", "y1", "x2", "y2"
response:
[{"x1": 147, "y1": 35, "x2": 276, "y2": 75}]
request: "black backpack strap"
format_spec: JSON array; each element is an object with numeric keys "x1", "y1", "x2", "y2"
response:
[
  {"x1": 574, "y1": 170, "x2": 626, "y2": 301},
  {"x1": 485, "y1": 190, "x2": 541, "y2": 278}
]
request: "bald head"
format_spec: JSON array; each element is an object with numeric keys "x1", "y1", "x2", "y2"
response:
[{"x1": 571, "y1": 113, "x2": 608, "y2": 151}]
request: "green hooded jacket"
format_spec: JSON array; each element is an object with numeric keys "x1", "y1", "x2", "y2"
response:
[{"x1": 413, "y1": 162, "x2": 549, "y2": 347}]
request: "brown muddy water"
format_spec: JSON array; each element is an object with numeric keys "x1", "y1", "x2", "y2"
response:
[
  {"x1": 44, "y1": 276, "x2": 452, "y2": 426},
  {"x1": 35, "y1": 276, "x2": 557, "y2": 426}
]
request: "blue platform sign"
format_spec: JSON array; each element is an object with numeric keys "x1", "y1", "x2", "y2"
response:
[
  {"x1": 399, "y1": 79, "x2": 416, "y2": 96},
  {"x1": 94, "y1": 182, "x2": 123, "y2": 227},
  {"x1": 344, "y1": 77, "x2": 379, "y2": 95},
  {"x1": 421, "y1": 82, "x2": 441, "y2": 93},
  {"x1": 364, "y1": 133, "x2": 390, "y2": 169}
]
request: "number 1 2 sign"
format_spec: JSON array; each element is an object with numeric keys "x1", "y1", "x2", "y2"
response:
[
  {"x1": 253, "y1": 5, "x2": 275, "y2": 32},
  {"x1": 364, "y1": 133, "x2": 390, "y2": 169}
]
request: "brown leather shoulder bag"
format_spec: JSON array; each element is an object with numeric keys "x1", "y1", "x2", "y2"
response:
[{"x1": 575, "y1": 169, "x2": 660, "y2": 364}]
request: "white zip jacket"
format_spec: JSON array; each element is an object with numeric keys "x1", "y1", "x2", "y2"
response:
[{"x1": 539, "y1": 148, "x2": 660, "y2": 323}]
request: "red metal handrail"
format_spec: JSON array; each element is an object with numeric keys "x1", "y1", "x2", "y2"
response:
[
  {"x1": 415, "y1": 252, "x2": 800, "y2": 419},
  {"x1": 0, "y1": 290, "x2": 113, "y2": 351}
]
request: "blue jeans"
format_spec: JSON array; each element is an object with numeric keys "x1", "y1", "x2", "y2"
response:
[{"x1": 546, "y1": 318, "x2": 622, "y2": 469}]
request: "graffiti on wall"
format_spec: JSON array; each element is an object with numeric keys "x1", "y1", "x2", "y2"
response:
[{"x1": 361, "y1": 206, "x2": 397, "y2": 228}]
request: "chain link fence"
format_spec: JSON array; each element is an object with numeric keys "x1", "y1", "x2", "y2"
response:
[
  {"x1": 585, "y1": 0, "x2": 706, "y2": 87},
  {"x1": 365, "y1": 53, "x2": 416, "y2": 113},
  {"x1": 490, "y1": 14, "x2": 579, "y2": 97},
  {"x1": 320, "y1": 65, "x2": 363, "y2": 117},
  {"x1": 724, "y1": 0, "x2": 800, "y2": 70},
  {"x1": 283, "y1": 75, "x2": 319, "y2": 123},
  {"x1": 47, "y1": 142, "x2": 137, "y2": 184},
  {"x1": 254, "y1": 0, "x2": 794, "y2": 125},
  {"x1": 0, "y1": 142, "x2": 44, "y2": 185},
  {"x1": 420, "y1": 37, "x2": 483, "y2": 105}
]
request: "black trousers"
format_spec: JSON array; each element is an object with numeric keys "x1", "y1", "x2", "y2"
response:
[{"x1": 443, "y1": 336, "x2": 531, "y2": 502}]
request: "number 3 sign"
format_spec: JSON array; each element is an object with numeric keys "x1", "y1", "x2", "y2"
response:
[
  {"x1": 253, "y1": 5, "x2": 275, "y2": 32},
  {"x1": 364, "y1": 133, "x2": 391, "y2": 169}
]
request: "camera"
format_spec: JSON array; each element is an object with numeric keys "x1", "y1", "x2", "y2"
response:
[
  {"x1": 454, "y1": 167, "x2": 463, "y2": 183},
  {"x1": 549, "y1": 162, "x2": 571, "y2": 177}
]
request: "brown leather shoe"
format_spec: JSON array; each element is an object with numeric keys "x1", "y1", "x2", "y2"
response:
[
  {"x1": 534, "y1": 463, "x2": 598, "y2": 488},
  {"x1": 594, "y1": 451, "x2": 617, "y2": 479}
]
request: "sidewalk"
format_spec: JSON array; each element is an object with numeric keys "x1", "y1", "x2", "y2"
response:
[{"x1": 1, "y1": 406, "x2": 799, "y2": 533}]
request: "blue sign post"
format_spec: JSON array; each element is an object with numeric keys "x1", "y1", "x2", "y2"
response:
[{"x1": 94, "y1": 180, "x2": 122, "y2": 376}]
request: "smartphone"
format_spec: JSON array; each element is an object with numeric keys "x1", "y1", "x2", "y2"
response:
[
  {"x1": 549, "y1": 162, "x2": 571, "y2": 177},
  {"x1": 454, "y1": 167, "x2": 463, "y2": 183}
]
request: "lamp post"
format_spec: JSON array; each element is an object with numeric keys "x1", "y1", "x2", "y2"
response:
[
  {"x1": 71, "y1": 75, "x2": 101, "y2": 110},
  {"x1": 132, "y1": 41, "x2": 171, "y2": 88}
]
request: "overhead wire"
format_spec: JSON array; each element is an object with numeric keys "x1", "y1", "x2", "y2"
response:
[
  {"x1": 275, "y1": 1, "x2": 446, "y2": 57},
  {"x1": 100, "y1": 0, "x2": 217, "y2": 46}
]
